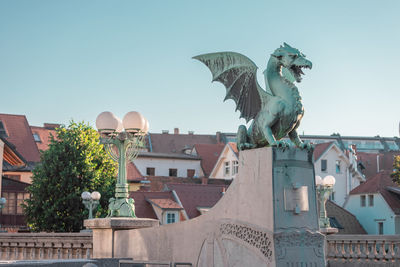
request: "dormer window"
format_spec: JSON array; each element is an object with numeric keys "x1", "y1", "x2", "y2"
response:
[
  {"x1": 33, "y1": 133, "x2": 41, "y2": 142},
  {"x1": 0, "y1": 121, "x2": 7, "y2": 137}
]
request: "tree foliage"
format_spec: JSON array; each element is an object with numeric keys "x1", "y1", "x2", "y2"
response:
[
  {"x1": 392, "y1": 155, "x2": 400, "y2": 185},
  {"x1": 23, "y1": 121, "x2": 116, "y2": 232}
]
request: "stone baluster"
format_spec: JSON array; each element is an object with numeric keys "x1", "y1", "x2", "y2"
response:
[
  {"x1": 16, "y1": 245, "x2": 24, "y2": 260},
  {"x1": 354, "y1": 241, "x2": 361, "y2": 259},
  {"x1": 83, "y1": 242, "x2": 92, "y2": 259},
  {"x1": 376, "y1": 240, "x2": 385, "y2": 260},
  {"x1": 327, "y1": 240, "x2": 336, "y2": 258},
  {"x1": 359, "y1": 241, "x2": 367, "y2": 260},
  {"x1": 367, "y1": 240, "x2": 375, "y2": 260},
  {"x1": 385, "y1": 240, "x2": 394, "y2": 261},
  {"x1": 53, "y1": 242, "x2": 63, "y2": 259},
  {"x1": 8, "y1": 242, "x2": 16, "y2": 260},
  {"x1": 394, "y1": 242, "x2": 400, "y2": 261},
  {"x1": 26, "y1": 242, "x2": 34, "y2": 260}
]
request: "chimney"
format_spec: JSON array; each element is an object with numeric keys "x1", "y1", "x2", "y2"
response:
[
  {"x1": 162, "y1": 130, "x2": 169, "y2": 134},
  {"x1": 216, "y1": 131, "x2": 221, "y2": 143},
  {"x1": 188, "y1": 131, "x2": 194, "y2": 135},
  {"x1": 201, "y1": 177, "x2": 208, "y2": 185},
  {"x1": 174, "y1": 128, "x2": 179, "y2": 135}
]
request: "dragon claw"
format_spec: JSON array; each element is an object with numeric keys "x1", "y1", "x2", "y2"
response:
[
  {"x1": 298, "y1": 142, "x2": 313, "y2": 151},
  {"x1": 272, "y1": 140, "x2": 289, "y2": 148}
]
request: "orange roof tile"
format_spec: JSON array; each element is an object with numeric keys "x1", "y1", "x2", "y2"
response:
[
  {"x1": 313, "y1": 142, "x2": 334, "y2": 161},
  {"x1": 30, "y1": 126, "x2": 57, "y2": 152},
  {"x1": 165, "y1": 183, "x2": 228, "y2": 219},
  {"x1": 193, "y1": 143, "x2": 225, "y2": 177},
  {"x1": 350, "y1": 171, "x2": 400, "y2": 215},
  {"x1": 129, "y1": 191, "x2": 176, "y2": 219},
  {"x1": 148, "y1": 133, "x2": 218, "y2": 154},
  {"x1": 147, "y1": 198, "x2": 182, "y2": 209},
  {"x1": 0, "y1": 114, "x2": 40, "y2": 162},
  {"x1": 127, "y1": 161, "x2": 143, "y2": 181}
]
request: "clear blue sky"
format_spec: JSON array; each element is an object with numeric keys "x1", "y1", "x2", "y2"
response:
[{"x1": 1, "y1": 1, "x2": 399, "y2": 137}]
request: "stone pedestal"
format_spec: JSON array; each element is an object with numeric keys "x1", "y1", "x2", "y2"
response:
[
  {"x1": 271, "y1": 148, "x2": 326, "y2": 266},
  {"x1": 84, "y1": 218, "x2": 159, "y2": 258},
  {"x1": 101, "y1": 147, "x2": 325, "y2": 266}
]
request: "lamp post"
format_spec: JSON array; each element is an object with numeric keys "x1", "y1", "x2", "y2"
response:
[
  {"x1": 81, "y1": 191, "x2": 101, "y2": 219},
  {"x1": 315, "y1": 175, "x2": 336, "y2": 229},
  {"x1": 0, "y1": 198, "x2": 6, "y2": 211},
  {"x1": 96, "y1": 111, "x2": 149, "y2": 217},
  {"x1": 0, "y1": 198, "x2": 6, "y2": 230}
]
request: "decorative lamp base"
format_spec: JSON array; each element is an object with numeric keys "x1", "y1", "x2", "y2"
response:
[{"x1": 107, "y1": 197, "x2": 136, "y2": 218}]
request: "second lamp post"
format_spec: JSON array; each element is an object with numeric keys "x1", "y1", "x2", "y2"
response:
[{"x1": 96, "y1": 111, "x2": 149, "y2": 218}]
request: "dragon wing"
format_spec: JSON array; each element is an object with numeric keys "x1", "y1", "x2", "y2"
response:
[{"x1": 193, "y1": 52, "x2": 270, "y2": 123}]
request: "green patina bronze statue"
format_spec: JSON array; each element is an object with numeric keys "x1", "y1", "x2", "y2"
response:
[{"x1": 194, "y1": 43, "x2": 312, "y2": 151}]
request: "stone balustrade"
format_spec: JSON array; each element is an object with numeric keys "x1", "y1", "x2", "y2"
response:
[
  {"x1": 0, "y1": 232, "x2": 92, "y2": 260},
  {"x1": 327, "y1": 234, "x2": 400, "y2": 263}
]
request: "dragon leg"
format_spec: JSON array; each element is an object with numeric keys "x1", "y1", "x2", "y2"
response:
[{"x1": 237, "y1": 125, "x2": 255, "y2": 151}]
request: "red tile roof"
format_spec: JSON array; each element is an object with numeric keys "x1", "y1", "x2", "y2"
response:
[
  {"x1": 165, "y1": 183, "x2": 228, "y2": 219},
  {"x1": 129, "y1": 191, "x2": 176, "y2": 219},
  {"x1": 147, "y1": 198, "x2": 182, "y2": 209},
  {"x1": 350, "y1": 171, "x2": 400, "y2": 214},
  {"x1": 0, "y1": 114, "x2": 40, "y2": 162},
  {"x1": 148, "y1": 133, "x2": 219, "y2": 154},
  {"x1": 326, "y1": 200, "x2": 366, "y2": 234},
  {"x1": 127, "y1": 162, "x2": 143, "y2": 181},
  {"x1": 313, "y1": 142, "x2": 334, "y2": 161},
  {"x1": 193, "y1": 143, "x2": 225, "y2": 177},
  {"x1": 357, "y1": 151, "x2": 400, "y2": 179},
  {"x1": 30, "y1": 126, "x2": 56, "y2": 152}
]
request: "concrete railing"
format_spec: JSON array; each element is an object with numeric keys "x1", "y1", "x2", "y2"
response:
[
  {"x1": 0, "y1": 232, "x2": 92, "y2": 260},
  {"x1": 327, "y1": 234, "x2": 400, "y2": 263}
]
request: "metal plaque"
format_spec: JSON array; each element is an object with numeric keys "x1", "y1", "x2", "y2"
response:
[{"x1": 284, "y1": 186, "x2": 309, "y2": 214}]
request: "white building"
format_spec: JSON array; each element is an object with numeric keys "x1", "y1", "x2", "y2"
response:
[
  {"x1": 133, "y1": 152, "x2": 204, "y2": 178},
  {"x1": 209, "y1": 142, "x2": 239, "y2": 180},
  {"x1": 344, "y1": 171, "x2": 400, "y2": 235},
  {"x1": 314, "y1": 142, "x2": 365, "y2": 207}
]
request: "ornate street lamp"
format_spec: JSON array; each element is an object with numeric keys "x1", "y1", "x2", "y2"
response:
[
  {"x1": 96, "y1": 111, "x2": 149, "y2": 217},
  {"x1": 81, "y1": 191, "x2": 101, "y2": 219},
  {"x1": 315, "y1": 175, "x2": 336, "y2": 229}
]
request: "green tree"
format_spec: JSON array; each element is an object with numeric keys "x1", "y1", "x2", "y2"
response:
[
  {"x1": 23, "y1": 121, "x2": 116, "y2": 232},
  {"x1": 392, "y1": 155, "x2": 400, "y2": 184}
]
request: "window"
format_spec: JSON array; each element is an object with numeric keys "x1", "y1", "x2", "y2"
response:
[
  {"x1": 2, "y1": 192, "x2": 29, "y2": 215},
  {"x1": 33, "y1": 133, "x2": 41, "y2": 142},
  {"x1": 335, "y1": 160, "x2": 341, "y2": 173},
  {"x1": 146, "y1": 167, "x2": 155, "y2": 176},
  {"x1": 169, "y1": 168, "x2": 177, "y2": 177},
  {"x1": 360, "y1": 195, "x2": 366, "y2": 207},
  {"x1": 187, "y1": 169, "x2": 195, "y2": 178},
  {"x1": 378, "y1": 222, "x2": 384, "y2": 235},
  {"x1": 224, "y1": 162, "x2": 230, "y2": 176},
  {"x1": 166, "y1": 212, "x2": 177, "y2": 224},
  {"x1": 321, "y1": 160, "x2": 327, "y2": 172},
  {"x1": 232, "y1": 161, "x2": 239, "y2": 175},
  {"x1": 0, "y1": 121, "x2": 7, "y2": 137},
  {"x1": 369, "y1": 195, "x2": 374, "y2": 206}
]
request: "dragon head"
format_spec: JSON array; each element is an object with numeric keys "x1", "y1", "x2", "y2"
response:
[{"x1": 271, "y1": 43, "x2": 312, "y2": 83}]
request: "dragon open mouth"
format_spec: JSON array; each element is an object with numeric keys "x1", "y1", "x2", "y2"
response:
[{"x1": 290, "y1": 64, "x2": 311, "y2": 82}]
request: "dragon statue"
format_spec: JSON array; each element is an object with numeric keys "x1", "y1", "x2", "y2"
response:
[{"x1": 194, "y1": 43, "x2": 312, "y2": 151}]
